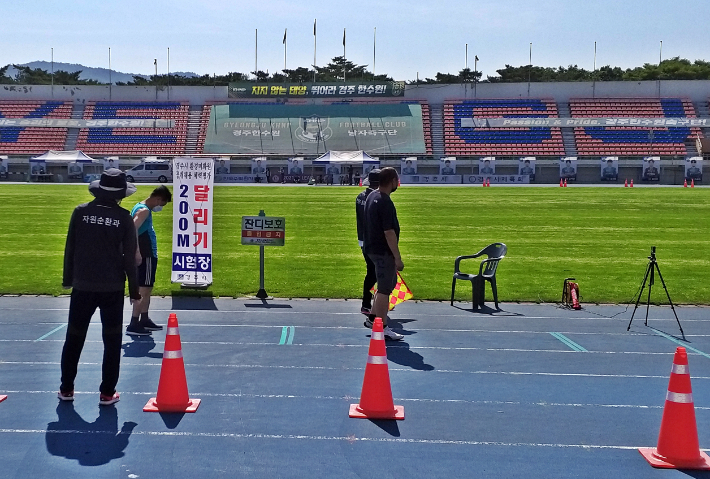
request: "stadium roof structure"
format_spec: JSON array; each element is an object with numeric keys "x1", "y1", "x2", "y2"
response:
[
  {"x1": 30, "y1": 150, "x2": 96, "y2": 163},
  {"x1": 312, "y1": 150, "x2": 379, "y2": 164}
]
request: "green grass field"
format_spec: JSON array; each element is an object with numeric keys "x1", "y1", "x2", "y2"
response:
[{"x1": 1, "y1": 184, "x2": 708, "y2": 304}]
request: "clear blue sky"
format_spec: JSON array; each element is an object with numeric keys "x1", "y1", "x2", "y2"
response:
[{"x1": 5, "y1": 0, "x2": 709, "y2": 81}]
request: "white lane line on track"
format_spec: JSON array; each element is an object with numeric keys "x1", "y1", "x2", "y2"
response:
[
  {"x1": 1, "y1": 307, "x2": 709, "y2": 322},
  {"x1": 2, "y1": 390, "x2": 698, "y2": 410},
  {"x1": 0, "y1": 338, "x2": 689, "y2": 356},
  {"x1": 1, "y1": 428, "x2": 708, "y2": 451},
  {"x1": 2, "y1": 361, "x2": 709, "y2": 379}
]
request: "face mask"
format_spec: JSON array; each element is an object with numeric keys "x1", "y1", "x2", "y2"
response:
[{"x1": 152, "y1": 205, "x2": 163, "y2": 213}]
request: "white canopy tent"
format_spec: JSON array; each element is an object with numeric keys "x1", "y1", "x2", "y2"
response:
[
  {"x1": 312, "y1": 150, "x2": 379, "y2": 165},
  {"x1": 30, "y1": 150, "x2": 97, "y2": 163}
]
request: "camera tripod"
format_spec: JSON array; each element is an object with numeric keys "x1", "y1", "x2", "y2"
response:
[{"x1": 627, "y1": 247, "x2": 684, "y2": 339}]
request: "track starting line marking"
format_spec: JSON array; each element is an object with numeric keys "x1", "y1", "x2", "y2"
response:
[
  {"x1": 279, "y1": 326, "x2": 295, "y2": 345},
  {"x1": 549, "y1": 332, "x2": 588, "y2": 352},
  {"x1": 34, "y1": 324, "x2": 66, "y2": 342}
]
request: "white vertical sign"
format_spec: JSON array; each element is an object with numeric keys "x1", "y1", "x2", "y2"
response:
[{"x1": 171, "y1": 157, "x2": 214, "y2": 285}]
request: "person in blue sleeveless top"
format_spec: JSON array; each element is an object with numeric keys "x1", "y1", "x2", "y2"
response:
[{"x1": 127, "y1": 185, "x2": 172, "y2": 335}]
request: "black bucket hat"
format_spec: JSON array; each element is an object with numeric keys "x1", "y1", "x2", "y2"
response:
[
  {"x1": 364, "y1": 168, "x2": 381, "y2": 187},
  {"x1": 88, "y1": 168, "x2": 137, "y2": 200}
]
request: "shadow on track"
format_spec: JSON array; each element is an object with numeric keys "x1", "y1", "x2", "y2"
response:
[{"x1": 46, "y1": 402, "x2": 136, "y2": 466}]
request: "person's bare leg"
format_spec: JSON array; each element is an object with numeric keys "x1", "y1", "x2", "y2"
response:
[
  {"x1": 139, "y1": 287, "x2": 152, "y2": 314},
  {"x1": 131, "y1": 287, "x2": 152, "y2": 317},
  {"x1": 372, "y1": 292, "x2": 389, "y2": 328}
]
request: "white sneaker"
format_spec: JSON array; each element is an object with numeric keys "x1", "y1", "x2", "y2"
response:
[{"x1": 383, "y1": 326, "x2": 403, "y2": 341}]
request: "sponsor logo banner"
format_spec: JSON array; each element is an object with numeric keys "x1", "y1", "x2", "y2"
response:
[
  {"x1": 401, "y1": 175, "x2": 462, "y2": 184},
  {"x1": 464, "y1": 175, "x2": 530, "y2": 185},
  {"x1": 229, "y1": 81, "x2": 405, "y2": 98},
  {"x1": 0, "y1": 118, "x2": 174, "y2": 128},
  {"x1": 461, "y1": 118, "x2": 710, "y2": 128}
]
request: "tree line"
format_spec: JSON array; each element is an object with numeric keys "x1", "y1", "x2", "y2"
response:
[{"x1": 2, "y1": 56, "x2": 710, "y2": 86}]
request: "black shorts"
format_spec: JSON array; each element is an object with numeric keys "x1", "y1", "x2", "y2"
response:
[
  {"x1": 367, "y1": 253, "x2": 397, "y2": 296},
  {"x1": 138, "y1": 256, "x2": 158, "y2": 288}
]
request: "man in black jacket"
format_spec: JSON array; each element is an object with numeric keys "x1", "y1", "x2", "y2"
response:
[
  {"x1": 355, "y1": 169, "x2": 380, "y2": 316},
  {"x1": 59, "y1": 169, "x2": 141, "y2": 406}
]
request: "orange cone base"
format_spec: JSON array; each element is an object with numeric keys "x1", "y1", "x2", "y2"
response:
[
  {"x1": 349, "y1": 403, "x2": 404, "y2": 420},
  {"x1": 143, "y1": 397, "x2": 201, "y2": 413},
  {"x1": 0, "y1": 395, "x2": 6, "y2": 403},
  {"x1": 638, "y1": 448, "x2": 710, "y2": 470}
]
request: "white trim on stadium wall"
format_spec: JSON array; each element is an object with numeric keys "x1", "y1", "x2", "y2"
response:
[
  {"x1": 0, "y1": 119, "x2": 175, "y2": 128},
  {"x1": 461, "y1": 118, "x2": 710, "y2": 128}
]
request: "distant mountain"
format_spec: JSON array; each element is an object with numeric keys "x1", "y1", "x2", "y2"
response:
[{"x1": 5, "y1": 61, "x2": 198, "y2": 84}]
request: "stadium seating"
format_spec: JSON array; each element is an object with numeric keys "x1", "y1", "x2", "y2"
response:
[
  {"x1": 76, "y1": 101, "x2": 189, "y2": 155},
  {"x1": 443, "y1": 99, "x2": 565, "y2": 156},
  {"x1": 570, "y1": 98, "x2": 702, "y2": 156},
  {"x1": 0, "y1": 101, "x2": 72, "y2": 154}
]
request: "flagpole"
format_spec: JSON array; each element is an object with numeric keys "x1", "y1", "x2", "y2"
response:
[
  {"x1": 51, "y1": 47, "x2": 54, "y2": 98},
  {"x1": 343, "y1": 28, "x2": 346, "y2": 82},
  {"x1": 154, "y1": 58, "x2": 158, "y2": 100},
  {"x1": 659, "y1": 40, "x2": 663, "y2": 64},
  {"x1": 255, "y1": 29, "x2": 258, "y2": 78},
  {"x1": 474, "y1": 55, "x2": 478, "y2": 98},
  {"x1": 465, "y1": 43, "x2": 468, "y2": 70},
  {"x1": 108, "y1": 47, "x2": 112, "y2": 100},
  {"x1": 167, "y1": 47, "x2": 170, "y2": 100},
  {"x1": 527, "y1": 42, "x2": 532, "y2": 97},
  {"x1": 593, "y1": 41, "x2": 597, "y2": 98},
  {"x1": 313, "y1": 19, "x2": 317, "y2": 82},
  {"x1": 373, "y1": 27, "x2": 376, "y2": 80},
  {"x1": 283, "y1": 28, "x2": 287, "y2": 71}
]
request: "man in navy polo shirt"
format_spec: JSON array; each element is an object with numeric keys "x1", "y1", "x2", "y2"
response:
[{"x1": 363, "y1": 167, "x2": 404, "y2": 341}]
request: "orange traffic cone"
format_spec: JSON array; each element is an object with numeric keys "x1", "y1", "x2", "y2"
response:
[
  {"x1": 563, "y1": 179, "x2": 568, "y2": 187},
  {"x1": 691, "y1": 179, "x2": 695, "y2": 188},
  {"x1": 144, "y1": 313, "x2": 201, "y2": 413},
  {"x1": 684, "y1": 179, "x2": 688, "y2": 187},
  {"x1": 349, "y1": 318, "x2": 404, "y2": 420},
  {"x1": 486, "y1": 179, "x2": 491, "y2": 187},
  {"x1": 624, "y1": 179, "x2": 628, "y2": 187},
  {"x1": 359, "y1": 178, "x2": 363, "y2": 187},
  {"x1": 559, "y1": 179, "x2": 563, "y2": 187},
  {"x1": 630, "y1": 179, "x2": 634, "y2": 188},
  {"x1": 482, "y1": 180, "x2": 486, "y2": 187},
  {"x1": 639, "y1": 347, "x2": 710, "y2": 469}
]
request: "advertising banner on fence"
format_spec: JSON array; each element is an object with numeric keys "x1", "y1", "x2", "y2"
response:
[
  {"x1": 0, "y1": 118, "x2": 174, "y2": 128},
  {"x1": 171, "y1": 157, "x2": 214, "y2": 285},
  {"x1": 642, "y1": 157, "x2": 660, "y2": 181},
  {"x1": 102, "y1": 157, "x2": 119, "y2": 170},
  {"x1": 439, "y1": 157, "x2": 457, "y2": 175},
  {"x1": 464, "y1": 175, "x2": 530, "y2": 185},
  {"x1": 204, "y1": 103, "x2": 426, "y2": 155},
  {"x1": 478, "y1": 157, "x2": 495, "y2": 175},
  {"x1": 600, "y1": 157, "x2": 619, "y2": 181},
  {"x1": 685, "y1": 156, "x2": 703, "y2": 181},
  {"x1": 519, "y1": 157, "x2": 536, "y2": 181},
  {"x1": 229, "y1": 81, "x2": 405, "y2": 98},
  {"x1": 560, "y1": 157, "x2": 578, "y2": 180},
  {"x1": 401, "y1": 175, "x2": 462, "y2": 184},
  {"x1": 401, "y1": 157, "x2": 417, "y2": 175},
  {"x1": 461, "y1": 118, "x2": 710, "y2": 128}
]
